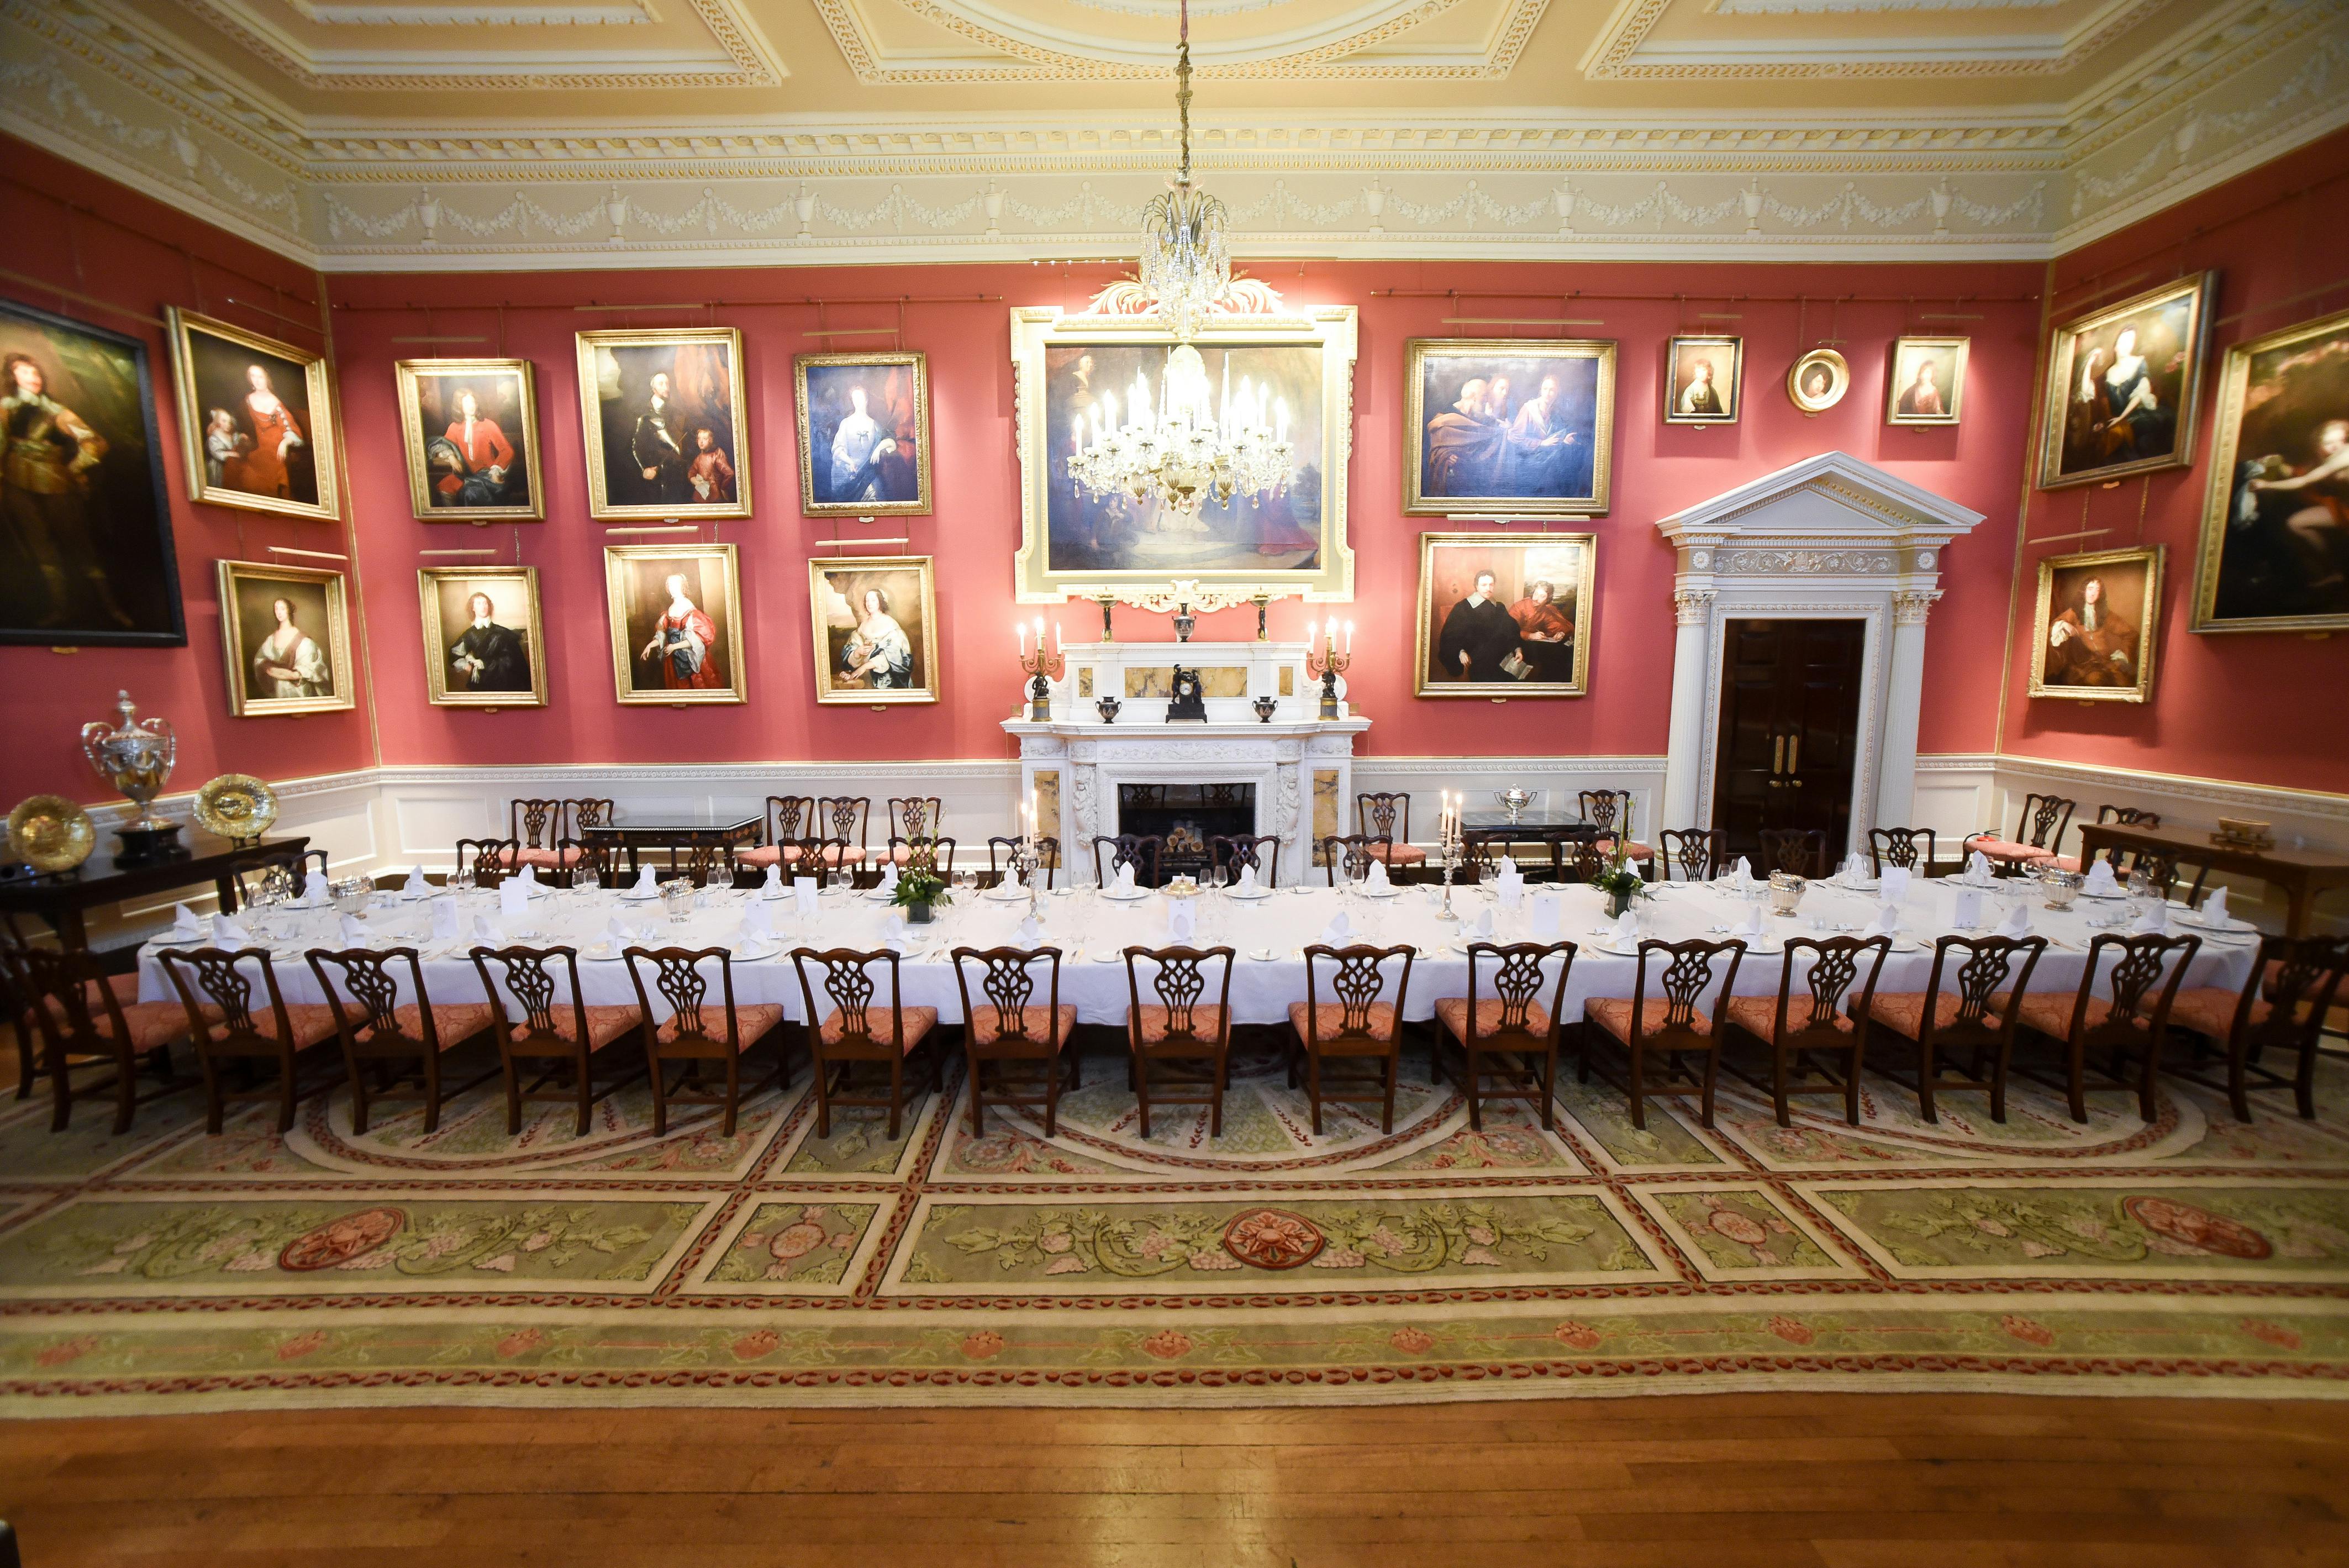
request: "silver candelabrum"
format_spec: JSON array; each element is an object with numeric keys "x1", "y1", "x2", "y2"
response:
[{"x1": 1432, "y1": 805, "x2": 1465, "y2": 923}]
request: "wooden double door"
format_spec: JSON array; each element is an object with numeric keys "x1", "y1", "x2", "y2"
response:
[{"x1": 1710, "y1": 618, "x2": 1866, "y2": 864}]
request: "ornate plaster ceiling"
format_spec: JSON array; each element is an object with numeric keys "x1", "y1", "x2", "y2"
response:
[{"x1": 1, "y1": 0, "x2": 2342, "y2": 267}]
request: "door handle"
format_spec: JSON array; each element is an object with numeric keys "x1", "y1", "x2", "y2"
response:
[
  {"x1": 1787, "y1": 734, "x2": 1801, "y2": 775},
  {"x1": 1772, "y1": 734, "x2": 1786, "y2": 776}
]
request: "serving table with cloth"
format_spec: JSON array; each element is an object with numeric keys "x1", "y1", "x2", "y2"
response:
[{"x1": 135, "y1": 873, "x2": 2256, "y2": 1039}]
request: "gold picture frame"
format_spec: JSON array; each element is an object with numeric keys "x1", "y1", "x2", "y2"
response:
[
  {"x1": 1663, "y1": 335, "x2": 1741, "y2": 425},
  {"x1": 575, "y1": 327, "x2": 751, "y2": 521},
  {"x1": 418, "y1": 566, "x2": 547, "y2": 708},
  {"x1": 1404, "y1": 338, "x2": 1616, "y2": 516},
  {"x1": 808, "y1": 555, "x2": 941, "y2": 705},
  {"x1": 1010, "y1": 300, "x2": 1357, "y2": 605},
  {"x1": 166, "y1": 308, "x2": 340, "y2": 522},
  {"x1": 2037, "y1": 272, "x2": 2216, "y2": 490},
  {"x1": 394, "y1": 358, "x2": 544, "y2": 522},
  {"x1": 1787, "y1": 349, "x2": 1850, "y2": 414},
  {"x1": 215, "y1": 560, "x2": 356, "y2": 718},
  {"x1": 794, "y1": 351, "x2": 931, "y2": 516},
  {"x1": 1414, "y1": 531, "x2": 1597, "y2": 698},
  {"x1": 2027, "y1": 544, "x2": 2164, "y2": 704},
  {"x1": 602, "y1": 543, "x2": 747, "y2": 706},
  {"x1": 1885, "y1": 336, "x2": 1968, "y2": 427},
  {"x1": 2192, "y1": 305, "x2": 2349, "y2": 635}
]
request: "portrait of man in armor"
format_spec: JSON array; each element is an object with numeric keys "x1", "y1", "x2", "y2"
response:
[{"x1": 576, "y1": 329, "x2": 750, "y2": 520}]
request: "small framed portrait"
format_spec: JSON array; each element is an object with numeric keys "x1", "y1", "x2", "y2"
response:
[
  {"x1": 166, "y1": 308, "x2": 339, "y2": 521},
  {"x1": 1404, "y1": 338, "x2": 1616, "y2": 516},
  {"x1": 1886, "y1": 336, "x2": 1968, "y2": 426},
  {"x1": 394, "y1": 359, "x2": 543, "y2": 522},
  {"x1": 808, "y1": 555, "x2": 940, "y2": 706},
  {"x1": 215, "y1": 560, "x2": 355, "y2": 718},
  {"x1": 1663, "y1": 335, "x2": 1741, "y2": 424},
  {"x1": 795, "y1": 352, "x2": 930, "y2": 515},
  {"x1": 418, "y1": 566, "x2": 546, "y2": 707},
  {"x1": 575, "y1": 328, "x2": 750, "y2": 521},
  {"x1": 2029, "y1": 545, "x2": 2164, "y2": 704},
  {"x1": 1787, "y1": 349, "x2": 1850, "y2": 414},
  {"x1": 2193, "y1": 306, "x2": 2349, "y2": 634},
  {"x1": 603, "y1": 543, "x2": 746, "y2": 706},
  {"x1": 1414, "y1": 531, "x2": 1598, "y2": 698},
  {"x1": 2038, "y1": 272, "x2": 2215, "y2": 490},
  {"x1": 0, "y1": 299, "x2": 184, "y2": 646}
]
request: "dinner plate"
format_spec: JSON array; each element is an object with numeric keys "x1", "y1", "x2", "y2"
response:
[
  {"x1": 984, "y1": 885, "x2": 1028, "y2": 902},
  {"x1": 2179, "y1": 913, "x2": 2257, "y2": 933},
  {"x1": 1228, "y1": 887, "x2": 1274, "y2": 901},
  {"x1": 1357, "y1": 886, "x2": 1403, "y2": 900},
  {"x1": 582, "y1": 943, "x2": 624, "y2": 962},
  {"x1": 1099, "y1": 888, "x2": 1152, "y2": 902},
  {"x1": 1249, "y1": 948, "x2": 1279, "y2": 962},
  {"x1": 151, "y1": 933, "x2": 207, "y2": 947},
  {"x1": 618, "y1": 890, "x2": 660, "y2": 902},
  {"x1": 731, "y1": 939, "x2": 782, "y2": 962},
  {"x1": 1091, "y1": 950, "x2": 1123, "y2": 964},
  {"x1": 2076, "y1": 888, "x2": 2128, "y2": 901}
]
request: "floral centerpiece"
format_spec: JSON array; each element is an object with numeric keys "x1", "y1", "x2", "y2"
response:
[
  {"x1": 891, "y1": 866, "x2": 951, "y2": 924},
  {"x1": 1586, "y1": 798, "x2": 1648, "y2": 919}
]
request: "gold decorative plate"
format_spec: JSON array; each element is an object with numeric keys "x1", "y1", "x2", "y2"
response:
[
  {"x1": 193, "y1": 774, "x2": 280, "y2": 841},
  {"x1": 7, "y1": 794, "x2": 97, "y2": 874}
]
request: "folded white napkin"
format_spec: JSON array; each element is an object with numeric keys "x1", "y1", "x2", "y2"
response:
[
  {"x1": 1967, "y1": 850, "x2": 1993, "y2": 883},
  {"x1": 302, "y1": 870, "x2": 330, "y2": 906},
  {"x1": 1732, "y1": 856, "x2": 1753, "y2": 885},
  {"x1": 794, "y1": 877, "x2": 819, "y2": 918},
  {"x1": 1881, "y1": 866, "x2": 1911, "y2": 905},
  {"x1": 430, "y1": 896, "x2": 461, "y2": 940},
  {"x1": 515, "y1": 861, "x2": 540, "y2": 891},
  {"x1": 405, "y1": 864, "x2": 434, "y2": 899},
  {"x1": 1729, "y1": 903, "x2": 1766, "y2": 941},
  {"x1": 1316, "y1": 911, "x2": 1352, "y2": 948},
  {"x1": 1472, "y1": 906, "x2": 1495, "y2": 939},
  {"x1": 2082, "y1": 860, "x2": 2120, "y2": 897},
  {"x1": 338, "y1": 913, "x2": 368, "y2": 948},
  {"x1": 1168, "y1": 899, "x2": 1197, "y2": 941},
  {"x1": 472, "y1": 912, "x2": 508, "y2": 945},
  {"x1": 879, "y1": 862, "x2": 900, "y2": 894},
  {"x1": 631, "y1": 865, "x2": 658, "y2": 896},
  {"x1": 1860, "y1": 902, "x2": 1902, "y2": 940},
  {"x1": 1016, "y1": 915, "x2": 1042, "y2": 945},
  {"x1": 607, "y1": 914, "x2": 634, "y2": 944},
  {"x1": 1530, "y1": 891, "x2": 1562, "y2": 941},
  {"x1": 1366, "y1": 860, "x2": 1391, "y2": 892},
  {"x1": 2204, "y1": 885, "x2": 2230, "y2": 924},
  {"x1": 1498, "y1": 855, "x2": 1519, "y2": 878},
  {"x1": 211, "y1": 912, "x2": 255, "y2": 945},
  {"x1": 1113, "y1": 862, "x2": 1136, "y2": 895},
  {"x1": 1236, "y1": 864, "x2": 1258, "y2": 895},
  {"x1": 1609, "y1": 909, "x2": 1640, "y2": 947},
  {"x1": 1998, "y1": 902, "x2": 2033, "y2": 939},
  {"x1": 2132, "y1": 900, "x2": 2169, "y2": 935},
  {"x1": 761, "y1": 862, "x2": 784, "y2": 894},
  {"x1": 1952, "y1": 890, "x2": 1984, "y2": 929},
  {"x1": 168, "y1": 902, "x2": 203, "y2": 939}
]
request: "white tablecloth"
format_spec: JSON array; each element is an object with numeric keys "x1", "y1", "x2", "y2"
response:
[{"x1": 138, "y1": 876, "x2": 2258, "y2": 1030}]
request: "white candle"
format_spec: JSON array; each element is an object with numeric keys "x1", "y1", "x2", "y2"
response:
[
  {"x1": 1344, "y1": 620, "x2": 1354, "y2": 655},
  {"x1": 1304, "y1": 620, "x2": 1316, "y2": 655},
  {"x1": 1052, "y1": 620, "x2": 1061, "y2": 653},
  {"x1": 1017, "y1": 622, "x2": 1028, "y2": 657}
]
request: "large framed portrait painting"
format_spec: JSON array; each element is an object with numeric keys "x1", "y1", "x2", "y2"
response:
[
  {"x1": 575, "y1": 328, "x2": 750, "y2": 521},
  {"x1": 808, "y1": 555, "x2": 940, "y2": 706},
  {"x1": 2037, "y1": 273, "x2": 2215, "y2": 490},
  {"x1": 2194, "y1": 306, "x2": 2349, "y2": 634},
  {"x1": 2028, "y1": 545, "x2": 2163, "y2": 704},
  {"x1": 603, "y1": 543, "x2": 746, "y2": 706},
  {"x1": 394, "y1": 359, "x2": 543, "y2": 522},
  {"x1": 418, "y1": 565, "x2": 546, "y2": 708},
  {"x1": 1405, "y1": 339, "x2": 1615, "y2": 516},
  {"x1": 215, "y1": 560, "x2": 355, "y2": 718},
  {"x1": 1414, "y1": 531, "x2": 1598, "y2": 698},
  {"x1": 166, "y1": 308, "x2": 339, "y2": 521},
  {"x1": 0, "y1": 298, "x2": 183, "y2": 646},
  {"x1": 795, "y1": 352, "x2": 930, "y2": 515}
]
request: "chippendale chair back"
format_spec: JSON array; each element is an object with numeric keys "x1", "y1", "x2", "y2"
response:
[
  {"x1": 1723, "y1": 935, "x2": 1890, "y2": 1127},
  {"x1": 1658, "y1": 829, "x2": 1727, "y2": 882},
  {"x1": 455, "y1": 838, "x2": 518, "y2": 889},
  {"x1": 817, "y1": 796, "x2": 871, "y2": 857},
  {"x1": 1318, "y1": 834, "x2": 1388, "y2": 886},
  {"x1": 1965, "y1": 793, "x2": 2076, "y2": 875},
  {"x1": 790, "y1": 947, "x2": 941, "y2": 1140},
  {"x1": 672, "y1": 841, "x2": 735, "y2": 888},
  {"x1": 783, "y1": 836, "x2": 857, "y2": 889},
  {"x1": 557, "y1": 835, "x2": 624, "y2": 887},
  {"x1": 1291, "y1": 943, "x2": 1415, "y2": 1134},
  {"x1": 1869, "y1": 827, "x2": 1937, "y2": 876},
  {"x1": 949, "y1": 945, "x2": 1077, "y2": 1135},
  {"x1": 568, "y1": 797, "x2": 616, "y2": 833},
  {"x1": 623, "y1": 945, "x2": 787, "y2": 1136},
  {"x1": 757, "y1": 796, "x2": 815, "y2": 856},
  {"x1": 2163, "y1": 935, "x2": 2349, "y2": 1122},
  {"x1": 1579, "y1": 936, "x2": 1745, "y2": 1130},
  {"x1": 307, "y1": 945, "x2": 495, "y2": 1134},
  {"x1": 1209, "y1": 834, "x2": 1280, "y2": 888},
  {"x1": 2016, "y1": 931, "x2": 2199, "y2": 1124},
  {"x1": 509, "y1": 798, "x2": 565, "y2": 855},
  {"x1": 1577, "y1": 789, "x2": 1628, "y2": 835},
  {"x1": 1123, "y1": 944, "x2": 1236, "y2": 1138},
  {"x1": 887, "y1": 796, "x2": 943, "y2": 843},
  {"x1": 14, "y1": 941, "x2": 192, "y2": 1134},
  {"x1": 1757, "y1": 827, "x2": 1828, "y2": 879},
  {"x1": 1355, "y1": 792, "x2": 1410, "y2": 843},
  {"x1": 887, "y1": 835, "x2": 956, "y2": 878},
  {"x1": 471, "y1": 944, "x2": 647, "y2": 1134},
  {"x1": 986, "y1": 836, "x2": 1060, "y2": 890},
  {"x1": 1435, "y1": 939, "x2": 1573, "y2": 1131},
  {"x1": 1091, "y1": 834, "x2": 1162, "y2": 887},
  {"x1": 1868, "y1": 933, "x2": 2048, "y2": 1124},
  {"x1": 157, "y1": 946, "x2": 343, "y2": 1134}
]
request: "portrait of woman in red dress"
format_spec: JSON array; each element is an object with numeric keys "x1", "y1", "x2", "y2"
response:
[
  {"x1": 637, "y1": 571, "x2": 725, "y2": 690},
  {"x1": 170, "y1": 309, "x2": 336, "y2": 518}
]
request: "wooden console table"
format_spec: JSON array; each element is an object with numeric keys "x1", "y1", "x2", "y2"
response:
[
  {"x1": 2075, "y1": 822, "x2": 2349, "y2": 937},
  {"x1": 0, "y1": 833, "x2": 310, "y2": 951}
]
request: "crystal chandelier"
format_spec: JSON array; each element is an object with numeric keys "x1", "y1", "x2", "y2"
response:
[{"x1": 1137, "y1": 0, "x2": 1229, "y2": 344}]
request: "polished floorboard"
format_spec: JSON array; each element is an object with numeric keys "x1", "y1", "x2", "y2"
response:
[{"x1": 2, "y1": 1395, "x2": 2345, "y2": 1566}]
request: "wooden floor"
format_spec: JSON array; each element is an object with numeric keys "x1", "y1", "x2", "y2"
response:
[{"x1": 3, "y1": 1395, "x2": 2345, "y2": 1566}]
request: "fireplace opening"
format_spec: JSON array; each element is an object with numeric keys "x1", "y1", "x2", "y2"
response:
[{"x1": 1115, "y1": 783, "x2": 1256, "y2": 885}]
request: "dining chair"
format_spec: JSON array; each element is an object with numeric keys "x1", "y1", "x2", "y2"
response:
[
  {"x1": 773, "y1": 836, "x2": 858, "y2": 892},
  {"x1": 815, "y1": 797, "x2": 872, "y2": 880},
  {"x1": 1208, "y1": 834, "x2": 1280, "y2": 889},
  {"x1": 454, "y1": 838, "x2": 519, "y2": 890},
  {"x1": 950, "y1": 946, "x2": 1078, "y2": 1136},
  {"x1": 986, "y1": 835, "x2": 1060, "y2": 890},
  {"x1": 1855, "y1": 933, "x2": 2047, "y2": 1124},
  {"x1": 1579, "y1": 789, "x2": 1652, "y2": 864},
  {"x1": 1868, "y1": 827, "x2": 1938, "y2": 877},
  {"x1": 885, "y1": 797, "x2": 945, "y2": 861},
  {"x1": 0, "y1": 918, "x2": 47, "y2": 1102},
  {"x1": 1123, "y1": 944, "x2": 1235, "y2": 1138},
  {"x1": 307, "y1": 946, "x2": 498, "y2": 1134},
  {"x1": 1963, "y1": 793, "x2": 2076, "y2": 876},
  {"x1": 2010, "y1": 931, "x2": 2200, "y2": 1124},
  {"x1": 507, "y1": 798, "x2": 575, "y2": 872},
  {"x1": 1756, "y1": 828, "x2": 1829, "y2": 879},
  {"x1": 2055, "y1": 805, "x2": 2161, "y2": 873},
  {"x1": 791, "y1": 948, "x2": 941, "y2": 1140},
  {"x1": 2160, "y1": 935, "x2": 2349, "y2": 1121},
  {"x1": 1318, "y1": 834, "x2": 1388, "y2": 886},
  {"x1": 670, "y1": 841, "x2": 736, "y2": 888},
  {"x1": 1657, "y1": 829, "x2": 1727, "y2": 883},
  {"x1": 1432, "y1": 940, "x2": 1573, "y2": 1132},
  {"x1": 1091, "y1": 834, "x2": 1161, "y2": 888},
  {"x1": 738, "y1": 796, "x2": 815, "y2": 874},
  {"x1": 1288, "y1": 944, "x2": 1414, "y2": 1134},
  {"x1": 886, "y1": 835, "x2": 957, "y2": 879},
  {"x1": 1354, "y1": 793, "x2": 1428, "y2": 872},
  {"x1": 1580, "y1": 937, "x2": 1744, "y2": 1129},
  {"x1": 624, "y1": 946, "x2": 791, "y2": 1138},
  {"x1": 556, "y1": 835, "x2": 626, "y2": 889},
  {"x1": 12, "y1": 941, "x2": 196, "y2": 1134},
  {"x1": 1722, "y1": 935, "x2": 1890, "y2": 1127},
  {"x1": 158, "y1": 948, "x2": 345, "y2": 1134},
  {"x1": 471, "y1": 945, "x2": 649, "y2": 1135}
]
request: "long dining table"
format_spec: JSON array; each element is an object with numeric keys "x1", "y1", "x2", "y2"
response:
[{"x1": 136, "y1": 870, "x2": 2262, "y2": 1032}]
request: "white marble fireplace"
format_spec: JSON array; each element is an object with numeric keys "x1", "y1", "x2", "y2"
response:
[{"x1": 1003, "y1": 640, "x2": 1370, "y2": 885}]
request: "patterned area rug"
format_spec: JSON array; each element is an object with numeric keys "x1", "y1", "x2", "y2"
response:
[{"x1": 3, "y1": 1030, "x2": 2346, "y2": 1414}]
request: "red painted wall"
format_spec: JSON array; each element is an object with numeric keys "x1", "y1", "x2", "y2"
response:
[
  {"x1": 0, "y1": 137, "x2": 377, "y2": 805},
  {"x1": 327, "y1": 257, "x2": 2039, "y2": 769},
  {"x1": 2004, "y1": 127, "x2": 2349, "y2": 795}
]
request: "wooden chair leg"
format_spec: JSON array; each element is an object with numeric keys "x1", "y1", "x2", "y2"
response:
[
  {"x1": 1626, "y1": 1040, "x2": 1646, "y2": 1131},
  {"x1": 1382, "y1": 1048, "x2": 1396, "y2": 1134},
  {"x1": 1842, "y1": 1046, "x2": 1862, "y2": 1127},
  {"x1": 1539, "y1": 1045, "x2": 1556, "y2": 1131},
  {"x1": 1917, "y1": 1039, "x2": 1939, "y2": 1124},
  {"x1": 575, "y1": 1048, "x2": 594, "y2": 1136},
  {"x1": 887, "y1": 1058, "x2": 903, "y2": 1142},
  {"x1": 1306, "y1": 1051, "x2": 1323, "y2": 1135},
  {"x1": 14, "y1": 1017, "x2": 34, "y2": 1102},
  {"x1": 1698, "y1": 1046, "x2": 1718, "y2": 1129},
  {"x1": 423, "y1": 1051, "x2": 444, "y2": 1135},
  {"x1": 1210, "y1": 1048, "x2": 1226, "y2": 1138},
  {"x1": 276, "y1": 1049, "x2": 300, "y2": 1133},
  {"x1": 1465, "y1": 1039, "x2": 1483, "y2": 1132},
  {"x1": 649, "y1": 1050, "x2": 671, "y2": 1136},
  {"x1": 111, "y1": 1041, "x2": 137, "y2": 1136},
  {"x1": 2064, "y1": 1036, "x2": 2088, "y2": 1124},
  {"x1": 2294, "y1": 1037, "x2": 2319, "y2": 1120},
  {"x1": 967, "y1": 1051, "x2": 987, "y2": 1137},
  {"x1": 1771, "y1": 1045, "x2": 1791, "y2": 1128},
  {"x1": 504, "y1": 1051, "x2": 525, "y2": 1135},
  {"x1": 1134, "y1": 1048, "x2": 1151, "y2": 1140},
  {"x1": 1044, "y1": 1048, "x2": 1062, "y2": 1138},
  {"x1": 813, "y1": 1054, "x2": 833, "y2": 1139}
]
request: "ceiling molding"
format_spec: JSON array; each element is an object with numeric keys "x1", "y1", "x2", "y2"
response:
[
  {"x1": 282, "y1": 1, "x2": 665, "y2": 22},
  {"x1": 1584, "y1": 0, "x2": 2165, "y2": 79}
]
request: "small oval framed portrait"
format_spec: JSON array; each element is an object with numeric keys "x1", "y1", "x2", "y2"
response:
[{"x1": 1787, "y1": 349, "x2": 1850, "y2": 414}]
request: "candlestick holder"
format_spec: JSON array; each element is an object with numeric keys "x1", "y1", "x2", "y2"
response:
[
  {"x1": 1017, "y1": 645, "x2": 1065, "y2": 721},
  {"x1": 1304, "y1": 643, "x2": 1352, "y2": 721},
  {"x1": 1007, "y1": 831, "x2": 1045, "y2": 920},
  {"x1": 1432, "y1": 816, "x2": 1465, "y2": 922}
]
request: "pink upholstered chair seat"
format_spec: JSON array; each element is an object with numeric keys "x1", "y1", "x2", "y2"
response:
[
  {"x1": 2165, "y1": 987, "x2": 2269, "y2": 1041},
  {"x1": 967, "y1": 1003, "x2": 1078, "y2": 1046},
  {"x1": 1432, "y1": 996, "x2": 1552, "y2": 1041},
  {"x1": 385, "y1": 1002, "x2": 496, "y2": 1049},
  {"x1": 514, "y1": 1005, "x2": 644, "y2": 1050},
  {"x1": 1966, "y1": 837, "x2": 2057, "y2": 864},
  {"x1": 656, "y1": 1004, "x2": 785, "y2": 1050},
  {"x1": 818, "y1": 1005, "x2": 937, "y2": 1053},
  {"x1": 1287, "y1": 1000, "x2": 1400, "y2": 1043},
  {"x1": 1584, "y1": 996, "x2": 1713, "y2": 1042},
  {"x1": 1132, "y1": 1003, "x2": 1228, "y2": 1044},
  {"x1": 1365, "y1": 841, "x2": 1429, "y2": 866},
  {"x1": 1724, "y1": 995, "x2": 1855, "y2": 1042}
]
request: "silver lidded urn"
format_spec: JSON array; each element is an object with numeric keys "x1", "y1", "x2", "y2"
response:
[
  {"x1": 1493, "y1": 787, "x2": 1533, "y2": 825},
  {"x1": 80, "y1": 690, "x2": 181, "y2": 857}
]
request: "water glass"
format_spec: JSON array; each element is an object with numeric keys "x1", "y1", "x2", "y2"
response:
[{"x1": 660, "y1": 877, "x2": 695, "y2": 924}]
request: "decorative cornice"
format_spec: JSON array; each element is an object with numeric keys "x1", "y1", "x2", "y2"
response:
[{"x1": 1583, "y1": 0, "x2": 2166, "y2": 80}]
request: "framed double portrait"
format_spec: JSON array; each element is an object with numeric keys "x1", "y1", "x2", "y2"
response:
[
  {"x1": 166, "y1": 308, "x2": 340, "y2": 522},
  {"x1": 1413, "y1": 532, "x2": 1598, "y2": 698},
  {"x1": 2037, "y1": 272, "x2": 2215, "y2": 490},
  {"x1": 1404, "y1": 339, "x2": 1616, "y2": 515},
  {"x1": 576, "y1": 327, "x2": 750, "y2": 522}
]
